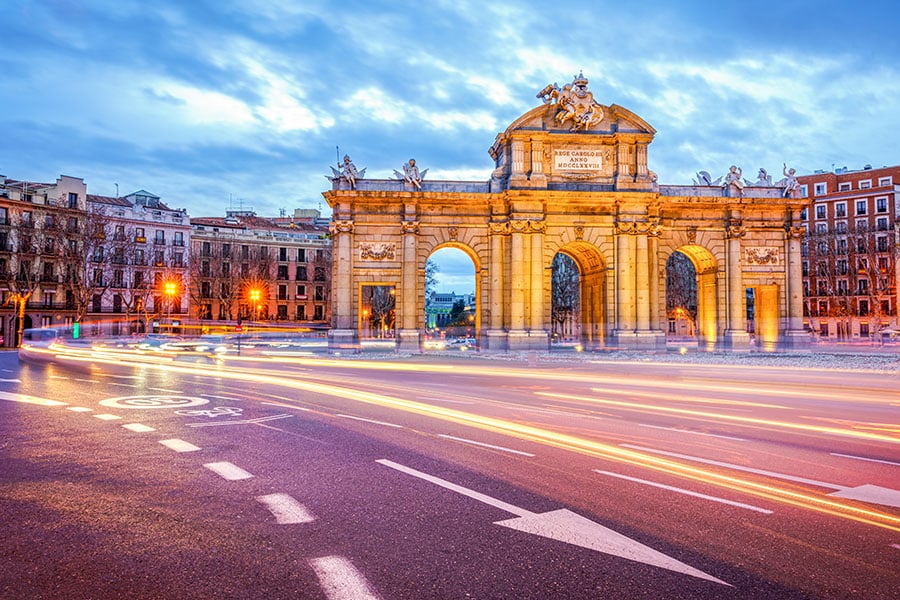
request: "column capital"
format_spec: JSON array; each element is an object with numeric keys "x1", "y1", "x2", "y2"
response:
[
  {"x1": 510, "y1": 219, "x2": 545, "y2": 233},
  {"x1": 400, "y1": 220, "x2": 420, "y2": 235},
  {"x1": 329, "y1": 219, "x2": 354, "y2": 235},
  {"x1": 488, "y1": 221, "x2": 510, "y2": 235},
  {"x1": 785, "y1": 225, "x2": 806, "y2": 240}
]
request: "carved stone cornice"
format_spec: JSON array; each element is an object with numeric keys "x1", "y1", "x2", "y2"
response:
[
  {"x1": 329, "y1": 219, "x2": 354, "y2": 235},
  {"x1": 726, "y1": 225, "x2": 747, "y2": 239},
  {"x1": 400, "y1": 220, "x2": 420, "y2": 235}
]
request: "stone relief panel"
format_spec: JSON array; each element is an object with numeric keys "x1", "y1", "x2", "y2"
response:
[
  {"x1": 744, "y1": 247, "x2": 780, "y2": 265},
  {"x1": 359, "y1": 242, "x2": 396, "y2": 261}
]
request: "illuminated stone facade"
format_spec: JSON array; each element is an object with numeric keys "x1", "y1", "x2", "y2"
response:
[{"x1": 324, "y1": 76, "x2": 809, "y2": 352}]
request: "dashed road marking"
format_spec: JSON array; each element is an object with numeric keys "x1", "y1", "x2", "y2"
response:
[
  {"x1": 438, "y1": 434, "x2": 535, "y2": 457},
  {"x1": 593, "y1": 470, "x2": 773, "y2": 513},
  {"x1": 257, "y1": 493, "x2": 315, "y2": 524},
  {"x1": 93, "y1": 414, "x2": 122, "y2": 421},
  {"x1": 204, "y1": 461, "x2": 253, "y2": 481},
  {"x1": 309, "y1": 555, "x2": 381, "y2": 600},
  {"x1": 0, "y1": 391, "x2": 66, "y2": 406},
  {"x1": 122, "y1": 423, "x2": 156, "y2": 432},
  {"x1": 831, "y1": 453, "x2": 900, "y2": 467},
  {"x1": 337, "y1": 414, "x2": 403, "y2": 428},
  {"x1": 66, "y1": 406, "x2": 93, "y2": 413},
  {"x1": 148, "y1": 387, "x2": 185, "y2": 393},
  {"x1": 638, "y1": 423, "x2": 746, "y2": 441},
  {"x1": 159, "y1": 438, "x2": 201, "y2": 453}
]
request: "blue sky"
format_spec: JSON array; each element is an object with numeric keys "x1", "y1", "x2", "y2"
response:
[{"x1": 4, "y1": 2, "x2": 899, "y2": 252}]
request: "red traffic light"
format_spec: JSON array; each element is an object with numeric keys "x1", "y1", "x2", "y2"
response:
[{"x1": 234, "y1": 325, "x2": 243, "y2": 332}]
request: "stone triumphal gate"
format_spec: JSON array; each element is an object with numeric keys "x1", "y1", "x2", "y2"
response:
[{"x1": 324, "y1": 74, "x2": 809, "y2": 352}]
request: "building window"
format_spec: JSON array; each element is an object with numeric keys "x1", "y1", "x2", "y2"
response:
[
  {"x1": 855, "y1": 219, "x2": 869, "y2": 232},
  {"x1": 855, "y1": 200, "x2": 867, "y2": 215},
  {"x1": 68, "y1": 192, "x2": 78, "y2": 208},
  {"x1": 877, "y1": 176, "x2": 892, "y2": 186},
  {"x1": 859, "y1": 180, "x2": 872, "y2": 190},
  {"x1": 279, "y1": 247, "x2": 288, "y2": 261},
  {"x1": 814, "y1": 183, "x2": 827, "y2": 195},
  {"x1": 241, "y1": 245, "x2": 249, "y2": 260},
  {"x1": 859, "y1": 299, "x2": 869, "y2": 315},
  {"x1": 835, "y1": 202, "x2": 846, "y2": 217},
  {"x1": 815, "y1": 223, "x2": 827, "y2": 234},
  {"x1": 277, "y1": 265, "x2": 289, "y2": 280},
  {"x1": 815, "y1": 205, "x2": 826, "y2": 219},
  {"x1": 297, "y1": 248, "x2": 306, "y2": 262},
  {"x1": 296, "y1": 265, "x2": 307, "y2": 281},
  {"x1": 876, "y1": 217, "x2": 889, "y2": 231},
  {"x1": 314, "y1": 285, "x2": 325, "y2": 301},
  {"x1": 174, "y1": 231, "x2": 184, "y2": 247},
  {"x1": 277, "y1": 305, "x2": 288, "y2": 320},
  {"x1": 201, "y1": 241, "x2": 211, "y2": 257},
  {"x1": 296, "y1": 285, "x2": 306, "y2": 298},
  {"x1": 135, "y1": 227, "x2": 145, "y2": 242},
  {"x1": 858, "y1": 279, "x2": 869, "y2": 294},
  {"x1": 296, "y1": 305, "x2": 306, "y2": 320},
  {"x1": 838, "y1": 183, "x2": 851, "y2": 192},
  {"x1": 278, "y1": 284, "x2": 287, "y2": 300},
  {"x1": 800, "y1": 208, "x2": 808, "y2": 221},
  {"x1": 314, "y1": 305, "x2": 324, "y2": 320},
  {"x1": 800, "y1": 184, "x2": 808, "y2": 196},
  {"x1": 222, "y1": 243, "x2": 231, "y2": 258},
  {"x1": 837, "y1": 259, "x2": 848, "y2": 274},
  {"x1": 835, "y1": 221, "x2": 847, "y2": 233},
  {"x1": 875, "y1": 197, "x2": 888, "y2": 213},
  {"x1": 173, "y1": 252, "x2": 183, "y2": 267},
  {"x1": 837, "y1": 280, "x2": 848, "y2": 294},
  {"x1": 877, "y1": 236, "x2": 889, "y2": 252},
  {"x1": 155, "y1": 251, "x2": 164, "y2": 266},
  {"x1": 154, "y1": 230, "x2": 165, "y2": 245}
]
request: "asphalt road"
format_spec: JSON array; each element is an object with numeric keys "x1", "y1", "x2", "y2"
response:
[{"x1": 2, "y1": 347, "x2": 898, "y2": 599}]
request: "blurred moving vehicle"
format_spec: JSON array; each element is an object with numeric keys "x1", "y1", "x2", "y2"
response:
[{"x1": 18, "y1": 328, "x2": 63, "y2": 361}]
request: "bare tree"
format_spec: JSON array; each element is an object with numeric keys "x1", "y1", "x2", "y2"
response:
[
  {"x1": 2, "y1": 209, "x2": 47, "y2": 344},
  {"x1": 665, "y1": 251, "x2": 697, "y2": 334},
  {"x1": 551, "y1": 253, "x2": 580, "y2": 341},
  {"x1": 362, "y1": 285, "x2": 395, "y2": 338}
]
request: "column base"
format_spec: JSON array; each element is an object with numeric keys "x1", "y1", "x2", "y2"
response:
[
  {"x1": 614, "y1": 330, "x2": 666, "y2": 351},
  {"x1": 507, "y1": 330, "x2": 549, "y2": 351},
  {"x1": 779, "y1": 329, "x2": 812, "y2": 352},
  {"x1": 328, "y1": 329, "x2": 359, "y2": 354},
  {"x1": 723, "y1": 330, "x2": 752, "y2": 352},
  {"x1": 396, "y1": 329, "x2": 421, "y2": 352},
  {"x1": 483, "y1": 329, "x2": 508, "y2": 352}
]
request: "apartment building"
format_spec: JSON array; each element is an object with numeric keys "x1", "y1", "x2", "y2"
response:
[
  {"x1": 798, "y1": 164, "x2": 900, "y2": 339},
  {"x1": 85, "y1": 190, "x2": 191, "y2": 335},
  {"x1": 0, "y1": 175, "x2": 87, "y2": 346},
  {"x1": 189, "y1": 209, "x2": 331, "y2": 329}
]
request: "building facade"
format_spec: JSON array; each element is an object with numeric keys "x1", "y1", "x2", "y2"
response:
[
  {"x1": 85, "y1": 190, "x2": 191, "y2": 336},
  {"x1": 0, "y1": 175, "x2": 87, "y2": 346},
  {"x1": 189, "y1": 210, "x2": 331, "y2": 330},
  {"x1": 798, "y1": 165, "x2": 900, "y2": 339}
]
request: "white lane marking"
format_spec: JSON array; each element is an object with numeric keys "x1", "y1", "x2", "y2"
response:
[
  {"x1": 257, "y1": 493, "x2": 316, "y2": 524},
  {"x1": 122, "y1": 423, "x2": 156, "y2": 432},
  {"x1": 105, "y1": 375, "x2": 143, "y2": 380},
  {"x1": 108, "y1": 382, "x2": 140, "y2": 388},
  {"x1": 337, "y1": 414, "x2": 403, "y2": 428},
  {"x1": 377, "y1": 459, "x2": 729, "y2": 585},
  {"x1": 187, "y1": 414, "x2": 293, "y2": 428},
  {"x1": 377, "y1": 459, "x2": 532, "y2": 517},
  {"x1": 623, "y1": 444, "x2": 900, "y2": 508},
  {"x1": 49, "y1": 375, "x2": 70, "y2": 380},
  {"x1": 418, "y1": 396, "x2": 474, "y2": 405},
  {"x1": 93, "y1": 414, "x2": 122, "y2": 421},
  {"x1": 66, "y1": 406, "x2": 93, "y2": 413},
  {"x1": 0, "y1": 391, "x2": 67, "y2": 406},
  {"x1": 0, "y1": 378, "x2": 22, "y2": 383},
  {"x1": 621, "y1": 444, "x2": 845, "y2": 490},
  {"x1": 204, "y1": 461, "x2": 253, "y2": 481},
  {"x1": 261, "y1": 401, "x2": 312, "y2": 412},
  {"x1": 147, "y1": 387, "x2": 184, "y2": 393},
  {"x1": 438, "y1": 434, "x2": 535, "y2": 457},
  {"x1": 831, "y1": 453, "x2": 900, "y2": 467},
  {"x1": 638, "y1": 423, "x2": 746, "y2": 441},
  {"x1": 159, "y1": 439, "x2": 201, "y2": 453},
  {"x1": 593, "y1": 470, "x2": 773, "y2": 514},
  {"x1": 74, "y1": 378, "x2": 101, "y2": 383},
  {"x1": 202, "y1": 392, "x2": 245, "y2": 400},
  {"x1": 309, "y1": 555, "x2": 382, "y2": 600}
]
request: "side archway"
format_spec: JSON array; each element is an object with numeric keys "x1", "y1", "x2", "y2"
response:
[
  {"x1": 667, "y1": 244, "x2": 718, "y2": 349},
  {"x1": 423, "y1": 242, "x2": 482, "y2": 345}
]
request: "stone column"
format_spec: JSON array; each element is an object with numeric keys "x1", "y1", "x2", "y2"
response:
[
  {"x1": 615, "y1": 224, "x2": 636, "y2": 337},
  {"x1": 635, "y1": 232, "x2": 650, "y2": 330},
  {"x1": 782, "y1": 225, "x2": 809, "y2": 350},
  {"x1": 529, "y1": 225, "x2": 546, "y2": 340},
  {"x1": 723, "y1": 220, "x2": 750, "y2": 350},
  {"x1": 397, "y1": 221, "x2": 420, "y2": 351},
  {"x1": 529, "y1": 138, "x2": 547, "y2": 187},
  {"x1": 510, "y1": 225, "x2": 526, "y2": 331},
  {"x1": 328, "y1": 219, "x2": 357, "y2": 351},
  {"x1": 510, "y1": 140, "x2": 527, "y2": 187},
  {"x1": 486, "y1": 221, "x2": 508, "y2": 350},
  {"x1": 648, "y1": 230, "x2": 660, "y2": 328}
]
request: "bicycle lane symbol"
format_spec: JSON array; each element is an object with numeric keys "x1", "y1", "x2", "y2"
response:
[
  {"x1": 175, "y1": 407, "x2": 244, "y2": 418},
  {"x1": 99, "y1": 395, "x2": 210, "y2": 410}
]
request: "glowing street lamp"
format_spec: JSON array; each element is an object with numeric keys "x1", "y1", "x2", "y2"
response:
[
  {"x1": 162, "y1": 279, "x2": 179, "y2": 332},
  {"x1": 249, "y1": 288, "x2": 261, "y2": 321}
]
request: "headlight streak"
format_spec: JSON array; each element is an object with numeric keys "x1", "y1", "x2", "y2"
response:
[
  {"x1": 43, "y1": 346, "x2": 900, "y2": 533},
  {"x1": 551, "y1": 389, "x2": 900, "y2": 445}
]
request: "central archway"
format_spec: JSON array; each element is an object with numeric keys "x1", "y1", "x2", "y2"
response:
[
  {"x1": 667, "y1": 245, "x2": 718, "y2": 349},
  {"x1": 553, "y1": 241, "x2": 607, "y2": 349}
]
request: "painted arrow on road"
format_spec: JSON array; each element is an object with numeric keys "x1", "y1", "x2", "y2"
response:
[{"x1": 376, "y1": 459, "x2": 729, "y2": 586}]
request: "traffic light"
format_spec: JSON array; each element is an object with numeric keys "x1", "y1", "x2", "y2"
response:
[{"x1": 73, "y1": 322, "x2": 80, "y2": 339}]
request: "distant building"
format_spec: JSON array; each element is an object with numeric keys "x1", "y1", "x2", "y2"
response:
[
  {"x1": 425, "y1": 291, "x2": 475, "y2": 329},
  {"x1": 797, "y1": 165, "x2": 899, "y2": 339},
  {"x1": 189, "y1": 210, "x2": 331, "y2": 329}
]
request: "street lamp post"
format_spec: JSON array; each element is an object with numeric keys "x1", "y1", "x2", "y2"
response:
[
  {"x1": 249, "y1": 288, "x2": 261, "y2": 322},
  {"x1": 163, "y1": 280, "x2": 177, "y2": 334}
]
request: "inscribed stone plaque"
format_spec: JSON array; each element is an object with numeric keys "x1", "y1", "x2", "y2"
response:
[{"x1": 554, "y1": 147, "x2": 602, "y2": 171}]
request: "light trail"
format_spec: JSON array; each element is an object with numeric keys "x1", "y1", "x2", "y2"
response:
[
  {"x1": 540, "y1": 390, "x2": 900, "y2": 445},
  {"x1": 42, "y1": 345, "x2": 900, "y2": 533}
]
